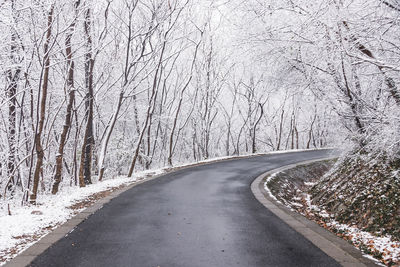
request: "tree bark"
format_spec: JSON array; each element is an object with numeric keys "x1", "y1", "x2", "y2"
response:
[
  {"x1": 52, "y1": 0, "x2": 80, "y2": 194},
  {"x1": 276, "y1": 109, "x2": 284, "y2": 150},
  {"x1": 30, "y1": 5, "x2": 55, "y2": 204},
  {"x1": 5, "y1": 0, "x2": 22, "y2": 197},
  {"x1": 79, "y1": 6, "x2": 94, "y2": 187},
  {"x1": 252, "y1": 103, "x2": 264, "y2": 153}
]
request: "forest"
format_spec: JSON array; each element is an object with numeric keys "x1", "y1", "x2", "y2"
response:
[{"x1": 0, "y1": 0, "x2": 398, "y2": 207}]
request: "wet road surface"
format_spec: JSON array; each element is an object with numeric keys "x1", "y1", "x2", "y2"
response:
[{"x1": 30, "y1": 150, "x2": 340, "y2": 267}]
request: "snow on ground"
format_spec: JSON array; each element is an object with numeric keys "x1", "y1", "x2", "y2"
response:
[
  {"x1": 303, "y1": 192, "x2": 400, "y2": 265},
  {"x1": 328, "y1": 220, "x2": 400, "y2": 266},
  {"x1": 264, "y1": 170, "x2": 400, "y2": 266},
  {"x1": 263, "y1": 172, "x2": 282, "y2": 204}
]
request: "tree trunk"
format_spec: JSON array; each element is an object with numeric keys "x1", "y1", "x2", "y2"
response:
[
  {"x1": 30, "y1": 5, "x2": 55, "y2": 204},
  {"x1": 4, "y1": 0, "x2": 22, "y2": 197},
  {"x1": 307, "y1": 110, "x2": 317, "y2": 149},
  {"x1": 98, "y1": 92, "x2": 123, "y2": 181},
  {"x1": 252, "y1": 103, "x2": 264, "y2": 153},
  {"x1": 342, "y1": 21, "x2": 400, "y2": 106},
  {"x1": 79, "y1": 7, "x2": 94, "y2": 186},
  {"x1": 52, "y1": 0, "x2": 80, "y2": 194},
  {"x1": 276, "y1": 109, "x2": 284, "y2": 150},
  {"x1": 167, "y1": 39, "x2": 201, "y2": 165},
  {"x1": 128, "y1": 41, "x2": 166, "y2": 177}
]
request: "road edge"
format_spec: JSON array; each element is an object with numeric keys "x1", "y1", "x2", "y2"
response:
[
  {"x1": 4, "y1": 149, "x2": 331, "y2": 267},
  {"x1": 250, "y1": 158, "x2": 380, "y2": 267}
]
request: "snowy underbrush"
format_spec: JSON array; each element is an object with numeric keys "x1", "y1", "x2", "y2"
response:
[
  {"x1": 311, "y1": 154, "x2": 400, "y2": 240},
  {"x1": 265, "y1": 160, "x2": 334, "y2": 207},
  {"x1": 265, "y1": 158, "x2": 400, "y2": 266}
]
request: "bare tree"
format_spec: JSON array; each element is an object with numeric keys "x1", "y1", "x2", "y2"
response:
[
  {"x1": 52, "y1": 0, "x2": 81, "y2": 194},
  {"x1": 30, "y1": 4, "x2": 55, "y2": 204},
  {"x1": 167, "y1": 33, "x2": 202, "y2": 166},
  {"x1": 79, "y1": 2, "x2": 95, "y2": 186},
  {"x1": 4, "y1": 0, "x2": 22, "y2": 197}
]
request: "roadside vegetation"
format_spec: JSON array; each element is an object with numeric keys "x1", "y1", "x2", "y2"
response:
[{"x1": 266, "y1": 160, "x2": 400, "y2": 266}]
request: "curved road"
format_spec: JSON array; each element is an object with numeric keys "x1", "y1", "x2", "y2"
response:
[{"x1": 31, "y1": 150, "x2": 339, "y2": 267}]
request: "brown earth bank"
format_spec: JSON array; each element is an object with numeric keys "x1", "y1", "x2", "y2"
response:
[{"x1": 265, "y1": 157, "x2": 400, "y2": 266}]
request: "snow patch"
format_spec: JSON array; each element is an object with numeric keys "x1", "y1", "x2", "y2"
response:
[{"x1": 263, "y1": 171, "x2": 282, "y2": 204}]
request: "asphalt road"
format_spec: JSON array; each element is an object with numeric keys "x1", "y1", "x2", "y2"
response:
[{"x1": 30, "y1": 150, "x2": 340, "y2": 267}]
